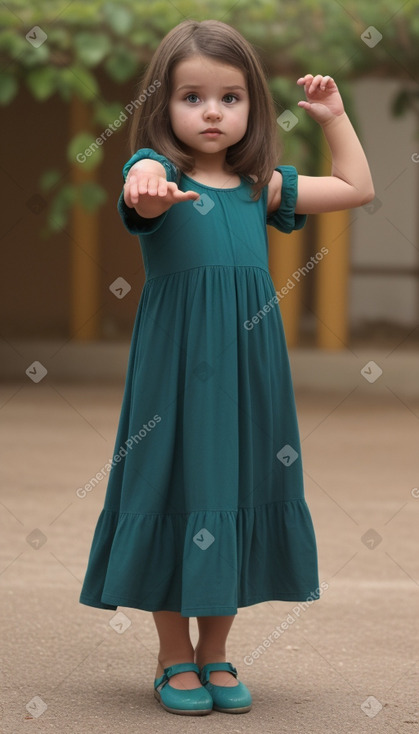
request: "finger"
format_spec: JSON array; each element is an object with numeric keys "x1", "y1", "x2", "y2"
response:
[
  {"x1": 126, "y1": 177, "x2": 139, "y2": 203},
  {"x1": 157, "y1": 178, "x2": 168, "y2": 197},
  {"x1": 137, "y1": 174, "x2": 151, "y2": 195},
  {"x1": 145, "y1": 174, "x2": 162, "y2": 196},
  {"x1": 182, "y1": 190, "x2": 200, "y2": 200},
  {"x1": 184, "y1": 190, "x2": 200, "y2": 200},
  {"x1": 297, "y1": 74, "x2": 313, "y2": 85},
  {"x1": 167, "y1": 187, "x2": 184, "y2": 200},
  {"x1": 309, "y1": 74, "x2": 324, "y2": 94},
  {"x1": 165, "y1": 183, "x2": 182, "y2": 201},
  {"x1": 173, "y1": 190, "x2": 200, "y2": 201},
  {"x1": 123, "y1": 187, "x2": 134, "y2": 207},
  {"x1": 320, "y1": 75, "x2": 333, "y2": 90},
  {"x1": 169, "y1": 186, "x2": 199, "y2": 201},
  {"x1": 134, "y1": 174, "x2": 158, "y2": 195}
]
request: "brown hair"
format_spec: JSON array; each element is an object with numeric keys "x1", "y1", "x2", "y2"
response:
[{"x1": 128, "y1": 19, "x2": 281, "y2": 200}]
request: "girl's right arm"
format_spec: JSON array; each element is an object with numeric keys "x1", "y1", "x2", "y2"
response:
[{"x1": 123, "y1": 159, "x2": 200, "y2": 219}]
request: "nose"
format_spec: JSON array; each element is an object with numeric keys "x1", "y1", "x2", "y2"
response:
[{"x1": 203, "y1": 99, "x2": 222, "y2": 120}]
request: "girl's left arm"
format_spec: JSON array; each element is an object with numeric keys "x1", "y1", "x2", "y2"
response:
[{"x1": 270, "y1": 74, "x2": 375, "y2": 215}]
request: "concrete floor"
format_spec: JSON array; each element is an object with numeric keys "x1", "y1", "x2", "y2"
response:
[{"x1": 1, "y1": 377, "x2": 418, "y2": 733}]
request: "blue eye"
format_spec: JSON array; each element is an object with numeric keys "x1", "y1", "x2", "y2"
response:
[
  {"x1": 185, "y1": 94, "x2": 199, "y2": 103},
  {"x1": 223, "y1": 94, "x2": 238, "y2": 103}
]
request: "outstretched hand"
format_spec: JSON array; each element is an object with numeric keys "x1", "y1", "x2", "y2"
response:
[
  {"x1": 124, "y1": 167, "x2": 200, "y2": 209},
  {"x1": 297, "y1": 74, "x2": 345, "y2": 125}
]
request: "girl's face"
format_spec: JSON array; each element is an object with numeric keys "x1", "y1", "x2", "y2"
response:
[{"x1": 168, "y1": 55, "x2": 250, "y2": 164}]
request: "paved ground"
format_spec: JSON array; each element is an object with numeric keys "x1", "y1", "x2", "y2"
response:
[{"x1": 1, "y1": 372, "x2": 418, "y2": 733}]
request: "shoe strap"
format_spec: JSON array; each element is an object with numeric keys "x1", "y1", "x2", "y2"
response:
[
  {"x1": 200, "y1": 662, "x2": 238, "y2": 685},
  {"x1": 154, "y1": 662, "x2": 200, "y2": 692}
]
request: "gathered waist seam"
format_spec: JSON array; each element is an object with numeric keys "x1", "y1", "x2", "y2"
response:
[
  {"x1": 145, "y1": 264, "x2": 270, "y2": 284},
  {"x1": 102, "y1": 498, "x2": 307, "y2": 517}
]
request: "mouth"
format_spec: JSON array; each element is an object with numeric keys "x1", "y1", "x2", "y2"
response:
[{"x1": 201, "y1": 128, "x2": 222, "y2": 134}]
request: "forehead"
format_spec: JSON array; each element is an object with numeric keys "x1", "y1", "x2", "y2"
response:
[{"x1": 172, "y1": 55, "x2": 247, "y2": 89}]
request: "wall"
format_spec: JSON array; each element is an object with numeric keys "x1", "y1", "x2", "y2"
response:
[{"x1": 350, "y1": 78, "x2": 418, "y2": 329}]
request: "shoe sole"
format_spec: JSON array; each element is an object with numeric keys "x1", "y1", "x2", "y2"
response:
[
  {"x1": 154, "y1": 690, "x2": 212, "y2": 716},
  {"x1": 212, "y1": 703, "x2": 252, "y2": 713}
]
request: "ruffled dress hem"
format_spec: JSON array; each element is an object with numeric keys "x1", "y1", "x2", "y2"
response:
[
  {"x1": 79, "y1": 595, "x2": 320, "y2": 616},
  {"x1": 79, "y1": 497, "x2": 319, "y2": 616}
]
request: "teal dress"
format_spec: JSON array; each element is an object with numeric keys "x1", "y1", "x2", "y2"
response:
[{"x1": 79, "y1": 148, "x2": 319, "y2": 617}]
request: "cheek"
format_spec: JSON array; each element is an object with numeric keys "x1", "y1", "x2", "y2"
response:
[
  {"x1": 169, "y1": 100, "x2": 181, "y2": 119},
  {"x1": 170, "y1": 102, "x2": 188, "y2": 127}
]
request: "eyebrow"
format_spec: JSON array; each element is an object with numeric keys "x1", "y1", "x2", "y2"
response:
[{"x1": 176, "y1": 84, "x2": 246, "y2": 91}]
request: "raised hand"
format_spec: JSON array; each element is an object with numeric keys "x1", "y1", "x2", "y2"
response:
[{"x1": 297, "y1": 74, "x2": 345, "y2": 125}]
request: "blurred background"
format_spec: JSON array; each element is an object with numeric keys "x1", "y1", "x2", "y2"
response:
[{"x1": 1, "y1": 0, "x2": 419, "y2": 382}]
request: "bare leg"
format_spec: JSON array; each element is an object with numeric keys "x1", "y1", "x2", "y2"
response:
[
  {"x1": 153, "y1": 611, "x2": 202, "y2": 690},
  {"x1": 194, "y1": 615, "x2": 238, "y2": 686}
]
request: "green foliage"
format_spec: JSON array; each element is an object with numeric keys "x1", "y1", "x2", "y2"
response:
[
  {"x1": 67, "y1": 132, "x2": 104, "y2": 170},
  {"x1": 104, "y1": 47, "x2": 138, "y2": 82},
  {"x1": 0, "y1": 71, "x2": 18, "y2": 104},
  {"x1": 79, "y1": 181, "x2": 108, "y2": 211},
  {"x1": 2, "y1": 0, "x2": 418, "y2": 88},
  {"x1": 93, "y1": 100, "x2": 127, "y2": 126},
  {"x1": 74, "y1": 32, "x2": 112, "y2": 66},
  {"x1": 101, "y1": 3, "x2": 133, "y2": 34},
  {"x1": 43, "y1": 178, "x2": 108, "y2": 232},
  {"x1": 26, "y1": 66, "x2": 57, "y2": 99},
  {"x1": 48, "y1": 183, "x2": 77, "y2": 231},
  {"x1": 65, "y1": 65, "x2": 100, "y2": 100},
  {"x1": 391, "y1": 89, "x2": 419, "y2": 118},
  {"x1": 39, "y1": 169, "x2": 62, "y2": 191}
]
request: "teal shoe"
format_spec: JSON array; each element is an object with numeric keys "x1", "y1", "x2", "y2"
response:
[
  {"x1": 199, "y1": 662, "x2": 252, "y2": 713},
  {"x1": 154, "y1": 662, "x2": 213, "y2": 715}
]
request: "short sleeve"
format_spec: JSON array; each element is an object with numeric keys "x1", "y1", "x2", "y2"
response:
[
  {"x1": 117, "y1": 147, "x2": 179, "y2": 235},
  {"x1": 266, "y1": 164, "x2": 307, "y2": 234}
]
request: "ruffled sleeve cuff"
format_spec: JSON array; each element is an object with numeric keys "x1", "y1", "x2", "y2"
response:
[
  {"x1": 266, "y1": 165, "x2": 307, "y2": 234},
  {"x1": 117, "y1": 148, "x2": 178, "y2": 235}
]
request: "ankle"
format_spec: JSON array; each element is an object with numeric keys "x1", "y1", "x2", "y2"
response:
[
  {"x1": 158, "y1": 651, "x2": 195, "y2": 670},
  {"x1": 195, "y1": 646, "x2": 227, "y2": 667}
]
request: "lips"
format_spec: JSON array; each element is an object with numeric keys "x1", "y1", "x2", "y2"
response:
[{"x1": 202, "y1": 128, "x2": 222, "y2": 133}]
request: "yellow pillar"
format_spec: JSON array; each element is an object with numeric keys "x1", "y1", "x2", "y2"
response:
[
  {"x1": 315, "y1": 136, "x2": 350, "y2": 349},
  {"x1": 268, "y1": 226, "x2": 304, "y2": 347},
  {"x1": 69, "y1": 96, "x2": 100, "y2": 340}
]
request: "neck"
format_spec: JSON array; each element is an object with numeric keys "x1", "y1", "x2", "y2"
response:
[{"x1": 185, "y1": 148, "x2": 230, "y2": 177}]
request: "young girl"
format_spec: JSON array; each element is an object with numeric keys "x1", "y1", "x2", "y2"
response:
[{"x1": 79, "y1": 19, "x2": 374, "y2": 717}]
